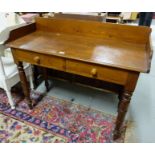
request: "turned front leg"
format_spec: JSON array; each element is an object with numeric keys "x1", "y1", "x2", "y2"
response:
[
  {"x1": 113, "y1": 72, "x2": 139, "y2": 140},
  {"x1": 17, "y1": 61, "x2": 33, "y2": 109},
  {"x1": 114, "y1": 90, "x2": 132, "y2": 140}
]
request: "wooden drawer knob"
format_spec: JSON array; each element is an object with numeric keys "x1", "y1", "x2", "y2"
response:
[
  {"x1": 34, "y1": 56, "x2": 40, "y2": 64},
  {"x1": 91, "y1": 68, "x2": 97, "y2": 76}
]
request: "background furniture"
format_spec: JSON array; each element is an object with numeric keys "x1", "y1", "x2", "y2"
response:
[
  {"x1": 0, "y1": 48, "x2": 34, "y2": 109},
  {"x1": 0, "y1": 12, "x2": 34, "y2": 109},
  {"x1": 52, "y1": 12, "x2": 107, "y2": 22},
  {"x1": 20, "y1": 13, "x2": 39, "y2": 23},
  {"x1": 106, "y1": 12, "x2": 139, "y2": 23},
  {"x1": 6, "y1": 17, "x2": 152, "y2": 140},
  {"x1": 139, "y1": 12, "x2": 153, "y2": 27}
]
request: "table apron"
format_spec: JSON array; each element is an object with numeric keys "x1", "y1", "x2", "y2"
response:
[{"x1": 12, "y1": 49, "x2": 129, "y2": 85}]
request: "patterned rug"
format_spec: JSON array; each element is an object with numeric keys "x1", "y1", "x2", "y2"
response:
[
  {"x1": 0, "y1": 88, "x2": 127, "y2": 143},
  {"x1": 0, "y1": 113, "x2": 66, "y2": 142}
]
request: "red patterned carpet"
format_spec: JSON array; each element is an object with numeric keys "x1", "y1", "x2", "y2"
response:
[{"x1": 0, "y1": 88, "x2": 127, "y2": 143}]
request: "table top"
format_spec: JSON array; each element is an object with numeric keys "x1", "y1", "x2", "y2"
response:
[{"x1": 7, "y1": 17, "x2": 152, "y2": 73}]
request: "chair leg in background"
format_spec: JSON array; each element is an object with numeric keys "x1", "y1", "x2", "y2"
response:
[
  {"x1": 5, "y1": 89, "x2": 15, "y2": 109},
  {"x1": 42, "y1": 68, "x2": 50, "y2": 92},
  {"x1": 28, "y1": 65, "x2": 34, "y2": 90}
]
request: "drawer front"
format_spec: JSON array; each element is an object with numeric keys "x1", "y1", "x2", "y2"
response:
[
  {"x1": 13, "y1": 49, "x2": 65, "y2": 71},
  {"x1": 66, "y1": 60, "x2": 128, "y2": 84}
]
